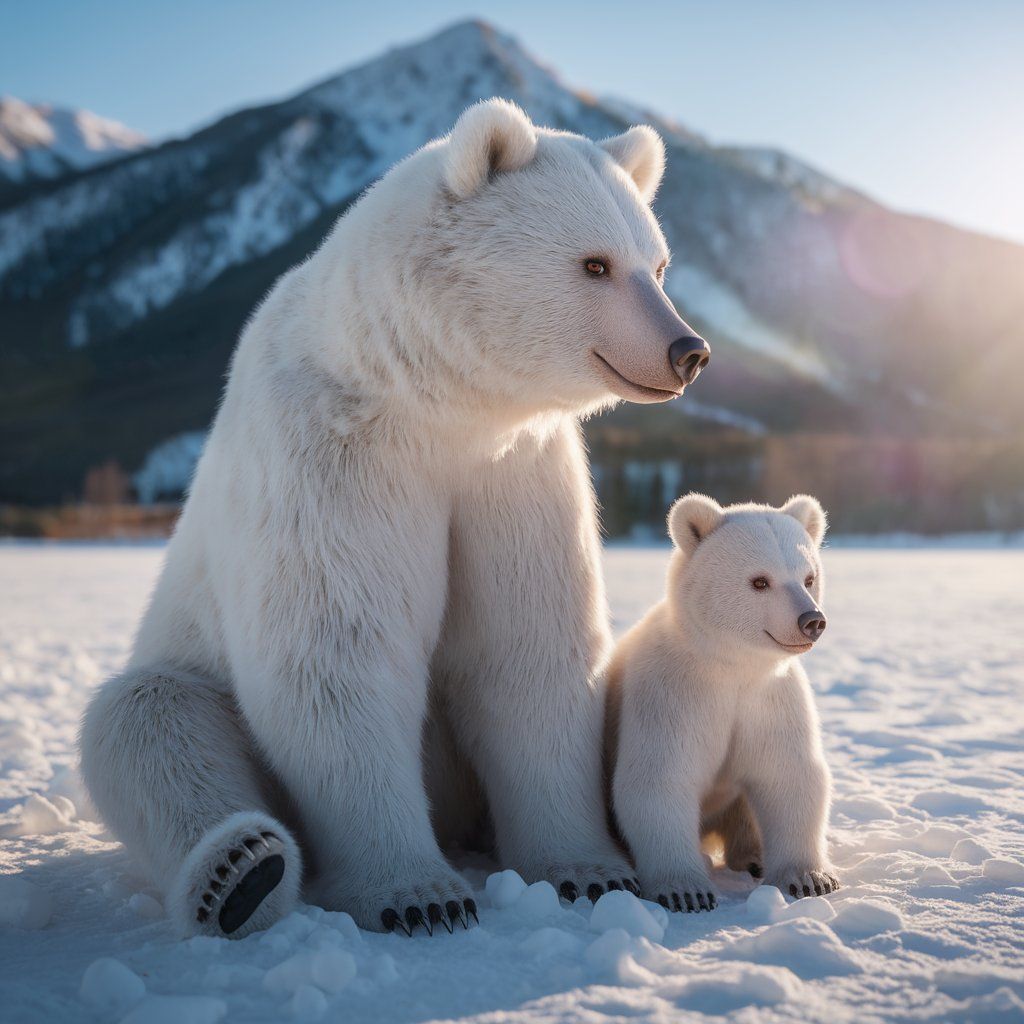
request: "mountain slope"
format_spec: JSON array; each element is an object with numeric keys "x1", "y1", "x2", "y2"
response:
[
  {"x1": 0, "y1": 96, "x2": 146, "y2": 188},
  {"x1": 1, "y1": 20, "x2": 1023, "y2": 504}
]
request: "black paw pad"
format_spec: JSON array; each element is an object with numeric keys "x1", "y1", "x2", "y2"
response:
[
  {"x1": 559, "y1": 881, "x2": 579, "y2": 903},
  {"x1": 218, "y1": 852, "x2": 285, "y2": 934}
]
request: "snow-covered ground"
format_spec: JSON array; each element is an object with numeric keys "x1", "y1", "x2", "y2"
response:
[{"x1": 1, "y1": 543, "x2": 1023, "y2": 1023}]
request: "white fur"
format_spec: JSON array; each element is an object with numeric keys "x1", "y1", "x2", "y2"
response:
[
  {"x1": 606, "y1": 494, "x2": 838, "y2": 908},
  {"x1": 79, "y1": 100, "x2": 688, "y2": 935}
]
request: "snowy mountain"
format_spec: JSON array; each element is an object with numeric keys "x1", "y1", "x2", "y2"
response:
[
  {"x1": 1, "y1": 19, "x2": 1023, "y2": 506},
  {"x1": 0, "y1": 96, "x2": 146, "y2": 185}
]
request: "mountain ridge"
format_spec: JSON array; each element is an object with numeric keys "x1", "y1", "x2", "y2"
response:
[{"x1": 1, "y1": 18, "x2": 1022, "y2": 507}]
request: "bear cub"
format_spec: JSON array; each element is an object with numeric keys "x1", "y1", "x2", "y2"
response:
[{"x1": 605, "y1": 492, "x2": 839, "y2": 912}]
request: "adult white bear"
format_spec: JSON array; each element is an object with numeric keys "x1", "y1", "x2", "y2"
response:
[{"x1": 80, "y1": 99, "x2": 711, "y2": 939}]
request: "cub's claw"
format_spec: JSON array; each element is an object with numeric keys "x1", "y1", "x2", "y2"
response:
[
  {"x1": 464, "y1": 898, "x2": 478, "y2": 926},
  {"x1": 622, "y1": 878, "x2": 641, "y2": 897},
  {"x1": 748, "y1": 862, "x2": 764, "y2": 879},
  {"x1": 661, "y1": 889, "x2": 717, "y2": 913},
  {"x1": 587, "y1": 883, "x2": 604, "y2": 903},
  {"x1": 559, "y1": 881, "x2": 579, "y2": 903}
]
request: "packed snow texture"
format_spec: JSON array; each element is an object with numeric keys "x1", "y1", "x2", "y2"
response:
[{"x1": 1, "y1": 544, "x2": 1022, "y2": 1022}]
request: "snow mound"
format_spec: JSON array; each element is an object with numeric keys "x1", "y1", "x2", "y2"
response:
[
  {"x1": 831, "y1": 899, "x2": 904, "y2": 938},
  {"x1": 1, "y1": 793, "x2": 77, "y2": 837},
  {"x1": 121, "y1": 995, "x2": 227, "y2": 1024},
  {"x1": 590, "y1": 889, "x2": 666, "y2": 941},
  {"x1": 0, "y1": 874, "x2": 54, "y2": 929},
  {"x1": 674, "y1": 963, "x2": 803, "y2": 1014},
  {"x1": 80, "y1": 957, "x2": 146, "y2": 1014},
  {"x1": 717, "y1": 919, "x2": 862, "y2": 978},
  {"x1": 982, "y1": 858, "x2": 1024, "y2": 885}
]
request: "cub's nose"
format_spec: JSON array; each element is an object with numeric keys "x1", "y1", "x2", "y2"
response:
[
  {"x1": 798, "y1": 610, "x2": 827, "y2": 641},
  {"x1": 669, "y1": 335, "x2": 711, "y2": 386}
]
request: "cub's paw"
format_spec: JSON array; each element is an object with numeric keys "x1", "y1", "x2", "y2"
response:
[
  {"x1": 323, "y1": 864, "x2": 477, "y2": 936},
  {"x1": 770, "y1": 867, "x2": 840, "y2": 899},
  {"x1": 171, "y1": 811, "x2": 301, "y2": 940},
  {"x1": 641, "y1": 873, "x2": 718, "y2": 913}
]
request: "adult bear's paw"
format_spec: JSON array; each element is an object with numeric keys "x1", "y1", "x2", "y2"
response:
[
  {"x1": 640, "y1": 867, "x2": 718, "y2": 913},
  {"x1": 529, "y1": 856, "x2": 638, "y2": 905},
  {"x1": 170, "y1": 811, "x2": 302, "y2": 940},
  {"x1": 324, "y1": 864, "x2": 477, "y2": 936}
]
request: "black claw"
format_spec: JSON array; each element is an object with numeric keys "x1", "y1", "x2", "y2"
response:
[
  {"x1": 381, "y1": 908, "x2": 400, "y2": 933},
  {"x1": 789, "y1": 884, "x2": 799, "y2": 898},
  {"x1": 228, "y1": 849, "x2": 242, "y2": 865},
  {"x1": 196, "y1": 907, "x2": 209, "y2": 923},
  {"x1": 215, "y1": 864, "x2": 230, "y2": 880},
  {"x1": 684, "y1": 892, "x2": 696, "y2": 913},
  {"x1": 708, "y1": 892, "x2": 717, "y2": 910},
  {"x1": 587, "y1": 883, "x2": 604, "y2": 903},
  {"x1": 748, "y1": 862, "x2": 763, "y2": 879},
  {"x1": 658, "y1": 895, "x2": 670, "y2": 910},
  {"x1": 622, "y1": 879, "x2": 640, "y2": 897},
  {"x1": 405, "y1": 906, "x2": 426, "y2": 934},
  {"x1": 559, "y1": 881, "x2": 579, "y2": 903},
  {"x1": 802, "y1": 884, "x2": 812, "y2": 898},
  {"x1": 464, "y1": 899, "x2": 478, "y2": 926},
  {"x1": 260, "y1": 831, "x2": 278, "y2": 842},
  {"x1": 671, "y1": 892, "x2": 682, "y2": 912},
  {"x1": 445, "y1": 900, "x2": 464, "y2": 929},
  {"x1": 201, "y1": 892, "x2": 213, "y2": 907},
  {"x1": 209, "y1": 879, "x2": 223, "y2": 895},
  {"x1": 696, "y1": 892, "x2": 709, "y2": 911},
  {"x1": 607, "y1": 879, "x2": 623, "y2": 892},
  {"x1": 813, "y1": 881, "x2": 823, "y2": 896},
  {"x1": 428, "y1": 903, "x2": 452, "y2": 934}
]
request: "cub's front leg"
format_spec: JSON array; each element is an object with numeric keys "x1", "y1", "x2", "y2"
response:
[
  {"x1": 612, "y1": 659, "x2": 723, "y2": 912},
  {"x1": 736, "y1": 667, "x2": 839, "y2": 898}
]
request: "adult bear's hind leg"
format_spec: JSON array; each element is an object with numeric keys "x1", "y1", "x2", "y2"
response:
[{"x1": 79, "y1": 669, "x2": 302, "y2": 939}]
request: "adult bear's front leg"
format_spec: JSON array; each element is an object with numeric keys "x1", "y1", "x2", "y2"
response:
[
  {"x1": 230, "y1": 483, "x2": 475, "y2": 934},
  {"x1": 437, "y1": 418, "x2": 635, "y2": 901}
]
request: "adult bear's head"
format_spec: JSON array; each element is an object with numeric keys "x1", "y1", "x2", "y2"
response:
[{"x1": 368, "y1": 98, "x2": 710, "y2": 415}]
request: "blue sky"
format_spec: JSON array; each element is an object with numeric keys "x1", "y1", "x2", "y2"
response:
[{"x1": 3, "y1": 0, "x2": 1022, "y2": 243}]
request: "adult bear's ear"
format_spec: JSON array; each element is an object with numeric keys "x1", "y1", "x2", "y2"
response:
[
  {"x1": 782, "y1": 494, "x2": 828, "y2": 547},
  {"x1": 600, "y1": 125, "x2": 666, "y2": 203},
  {"x1": 667, "y1": 493, "x2": 724, "y2": 554},
  {"x1": 444, "y1": 98, "x2": 538, "y2": 199}
]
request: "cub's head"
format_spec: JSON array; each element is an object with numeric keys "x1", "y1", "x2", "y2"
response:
[
  {"x1": 666, "y1": 493, "x2": 829, "y2": 660},
  {"x1": 423, "y1": 98, "x2": 710, "y2": 411}
]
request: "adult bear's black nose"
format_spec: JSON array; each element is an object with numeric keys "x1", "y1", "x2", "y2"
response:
[
  {"x1": 669, "y1": 335, "x2": 711, "y2": 386},
  {"x1": 798, "y1": 610, "x2": 827, "y2": 641}
]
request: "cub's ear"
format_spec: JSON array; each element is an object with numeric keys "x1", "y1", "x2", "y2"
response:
[
  {"x1": 667, "y1": 493, "x2": 724, "y2": 554},
  {"x1": 600, "y1": 125, "x2": 666, "y2": 203},
  {"x1": 444, "y1": 98, "x2": 538, "y2": 199},
  {"x1": 782, "y1": 494, "x2": 828, "y2": 547}
]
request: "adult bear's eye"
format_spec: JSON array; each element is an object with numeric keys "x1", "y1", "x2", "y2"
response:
[
  {"x1": 584, "y1": 259, "x2": 607, "y2": 276},
  {"x1": 751, "y1": 576, "x2": 770, "y2": 591}
]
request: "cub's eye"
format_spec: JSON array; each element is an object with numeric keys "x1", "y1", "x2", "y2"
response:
[
  {"x1": 805, "y1": 574, "x2": 816, "y2": 588},
  {"x1": 751, "y1": 576, "x2": 770, "y2": 591},
  {"x1": 584, "y1": 259, "x2": 608, "y2": 276}
]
